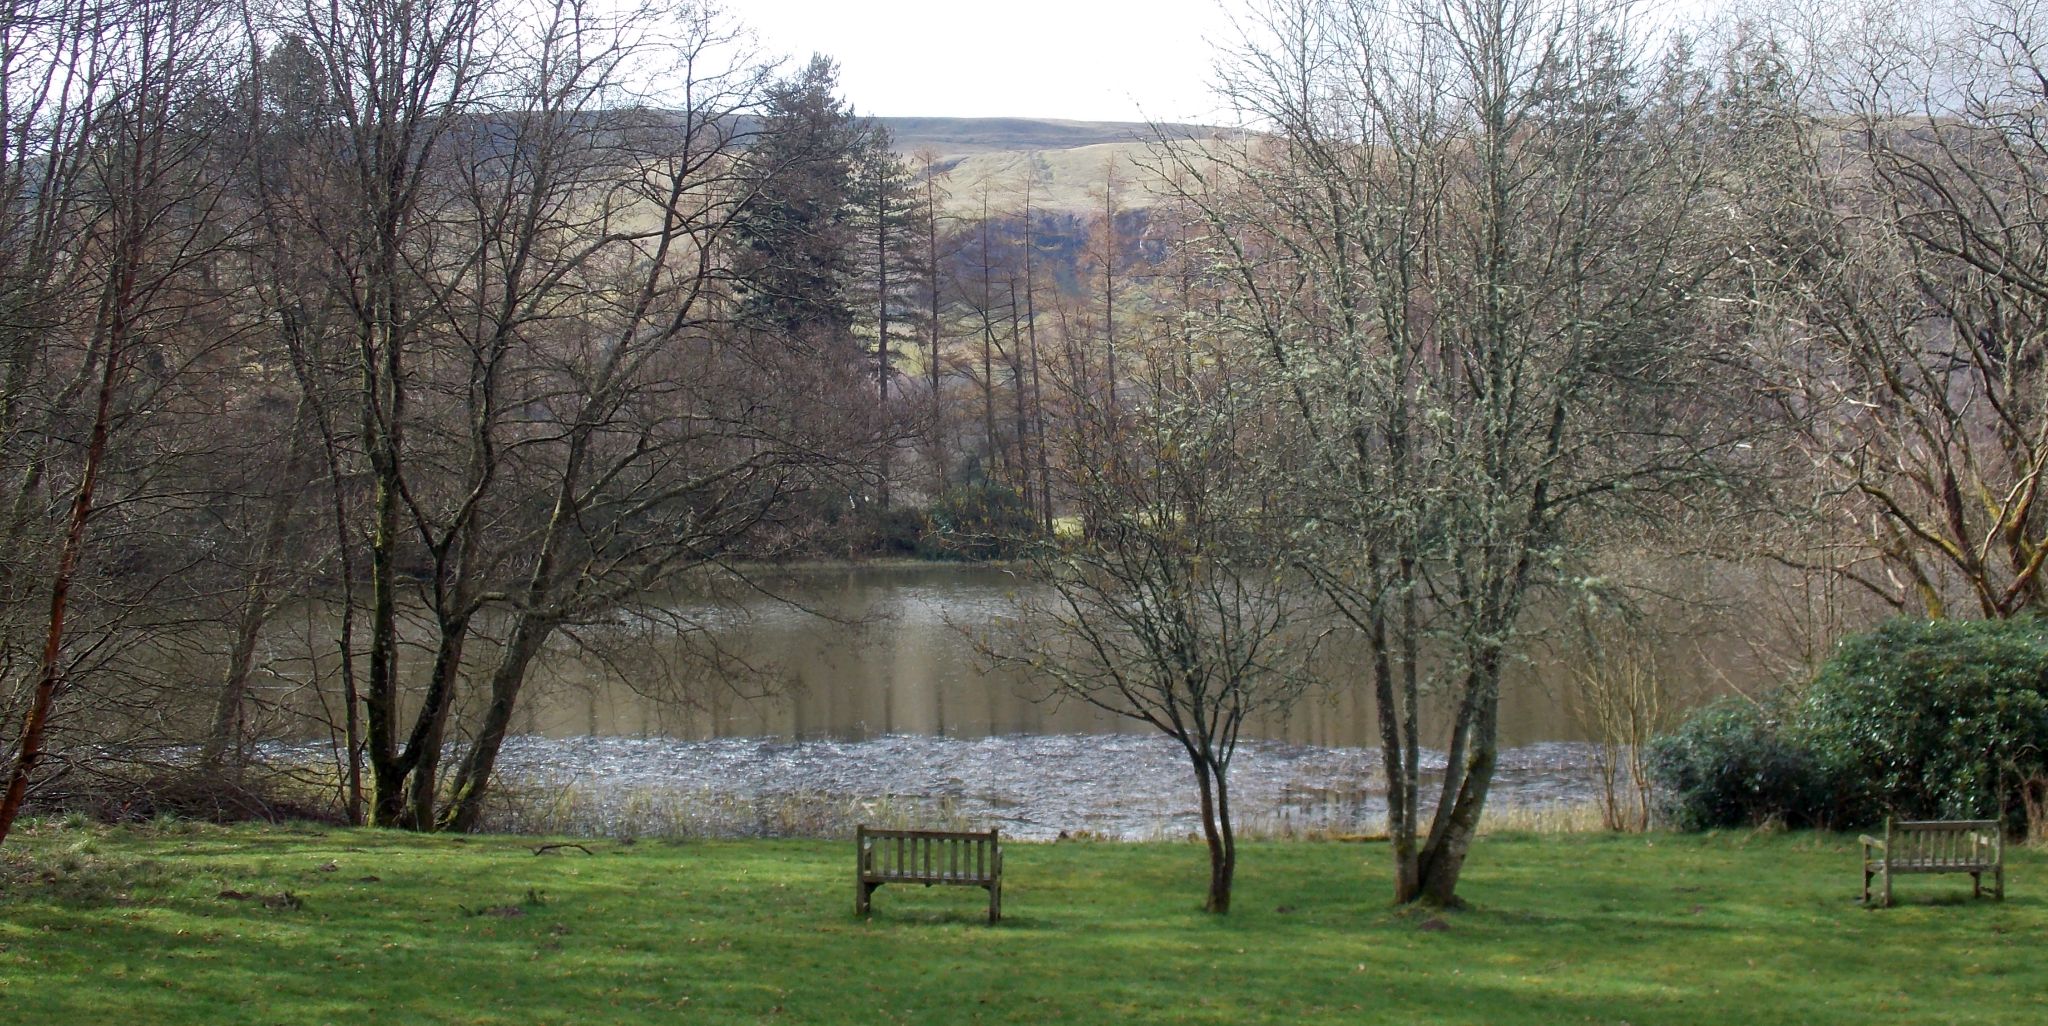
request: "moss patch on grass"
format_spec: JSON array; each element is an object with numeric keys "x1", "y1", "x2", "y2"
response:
[{"x1": 0, "y1": 823, "x2": 2040, "y2": 1024}]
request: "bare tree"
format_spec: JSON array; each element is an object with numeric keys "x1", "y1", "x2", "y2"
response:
[
  {"x1": 1175, "y1": 0, "x2": 1740, "y2": 904},
  {"x1": 436, "y1": 6, "x2": 865, "y2": 831},
  {"x1": 261, "y1": 0, "x2": 489, "y2": 828},
  {"x1": 910, "y1": 147, "x2": 957, "y2": 494},
  {"x1": 0, "y1": 0, "x2": 245, "y2": 842},
  {"x1": 243, "y1": 0, "x2": 876, "y2": 831},
  {"x1": 1740, "y1": 0, "x2": 2048, "y2": 620},
  {"x1": 1558, "y1": 567, "x2": 1709, "y2": 831},
  {"x1": 984, "y1": 313, "x2": 1306, "y2": 914}
]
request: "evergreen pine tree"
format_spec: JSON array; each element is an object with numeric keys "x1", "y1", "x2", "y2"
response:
[{"x1": 733, "y1": 55, "x2": 865, "y2": 348}]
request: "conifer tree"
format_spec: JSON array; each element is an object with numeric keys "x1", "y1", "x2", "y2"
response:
[
  {"x1": 733, "y1": 55, "x2": 865, "y2": 349},
  {"x1": 848, "y1": 129, "x2": 932, "y2": 508}
]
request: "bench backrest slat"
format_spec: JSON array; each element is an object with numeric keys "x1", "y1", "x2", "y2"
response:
[
  {"x1": 1885, "y1": 819, "x2": 2000, "y2": 867},
  {"x1": 862, "y1": 827, "x2": 1000, "y2": 840},
  {"x1": 858, "y1": 827, "x2": 1001, "y2": 882}
]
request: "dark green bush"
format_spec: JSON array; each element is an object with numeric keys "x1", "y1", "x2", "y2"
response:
[
  {"x1": 1794, "y1": 617, "x2": 2048, "y2": 826},
  {"x1": 918, "y1": 482, "x2": 1038, "y2": 561},
  {"x1": 844, "y1": 506, "x2": 926, "y2": 557},
  {"x1": 1651, "y1": 617, "x2": 2048, "y2": 832},
  {"x1": 1647, "y1": 694, "x2": 1831, "y2": 830}
]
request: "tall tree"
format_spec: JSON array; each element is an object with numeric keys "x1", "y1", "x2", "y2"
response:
[
  {"x1": 733, "y1": 54, "x2": 864, "y2": 349},
  {"x1": 911, "y1": 147, "x2": 957, "y2": 495},
  {"x1": 0, "y1": 0, "x2": 245, "y2": 843},
  {"x1": 274, "y1": 0, "x2": 487, "y2": 829},
  {"x1": 257, "y1": 0, "x2": 850, "y2": 831},
  {"x1": 848, "y1": 127, "x2": 931, "y2": 510},
  {"x1": 1743, "y1": 0, "x2": 2048, "y2": 619},
  {"x1": 436, "y1": 6, "x2": 862, "y2": 831},
  {"x1": 1178, "y1": 0, "x2": 1740, "y2": 904}
]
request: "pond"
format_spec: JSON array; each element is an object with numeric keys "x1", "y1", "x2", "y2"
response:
[
  {"x1": 258, "y1": 563, "x2": 1742, "y2": 838},
  {"x1": 501, "y1": 562, "x2": 1591, "y2": 747}
]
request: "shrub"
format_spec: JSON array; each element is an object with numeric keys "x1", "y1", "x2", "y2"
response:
[
  {"x1": 834, "y1": 505, "x2": 925, "y2": 557},
  {"x1": 1650, "y1": 617, "x2": 2048, "y2": 833},
  {"x1": 1794, "y1": 617, "x2": 2048, "y2": 827},
  {"x1": 918, "y1": 482, "x2": 1039, "y2": 561},
  {"x1": 1647, "y1": 694, "x2": 1831, "y2": 830},
  {"x1": 27, "y1": 765, "x2": 348, "y2": 826}
]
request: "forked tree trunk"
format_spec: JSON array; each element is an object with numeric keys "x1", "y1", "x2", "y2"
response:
[
  {"x1": 1413, "y1": 651, "x2": 1504, "y2": 906},
  {"x1": 442, "y1": 420, "x2": 584, "y2": 832},
  {"x1": 403, "y1": 621, "x2": 468, "y2": 827},
  {"x1": 442, "y1": 612, "x2": 554, "y2": 832},
  {"x1": 1416, "y1": 745, "x2": 1496, "y2": 906},
  {"x1": 1192, "y1": 754, "x2": 1236, "y2": 914}
]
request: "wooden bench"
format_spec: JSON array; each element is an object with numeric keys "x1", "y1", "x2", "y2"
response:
[
  {"x1": 1860, "y1": 818, "x2": 2004, "y2": 908},
  {"x1": 856, "y1": 826, "x2": 1001, "y2": 923}
]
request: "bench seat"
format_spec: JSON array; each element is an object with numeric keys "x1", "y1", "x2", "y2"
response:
[
  {"x1": 856, "y1": 826, "x2": 1002, "y2": 923},
  {"x1": 1860, "y1": 818, "x2": 2004, "y2": 908}
]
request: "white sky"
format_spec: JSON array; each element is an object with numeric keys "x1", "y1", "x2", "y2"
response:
[
  {"x1": 734, "y1": 0, "x2": 1730, "y2": 124},
  {"x1": 736, "y1": 0, "x2": 1246, "y2": 123}
]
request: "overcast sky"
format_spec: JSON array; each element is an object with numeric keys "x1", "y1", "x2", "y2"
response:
[
  {"x1": 734, "y1": 0, "x2": 1728, "y2": 125},
  {"x1": 737, "y1": 0, "x2": 1245, "y2": 124}
]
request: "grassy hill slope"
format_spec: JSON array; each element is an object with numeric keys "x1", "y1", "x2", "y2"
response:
[{"x1": 876, "y1": 117, "x2": 1238, "y2": 216}]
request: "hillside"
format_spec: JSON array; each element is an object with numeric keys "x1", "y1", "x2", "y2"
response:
[
  {"x1": 874, "y1": 116, "x2": 1219, "y2": 157},
  {"x1": 875, "y1": 116, "x2": 1240, "y2": 216}
]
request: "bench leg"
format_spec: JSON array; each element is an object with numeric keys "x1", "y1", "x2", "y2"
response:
[
  {"x1": 987, "y1": 880, "x2": 1000, "y2": 924},
  {"x1": 856, "y1": 880, "x2": 875, "y2": 917},
  {"x1": 1881, "y1": 868, "x2": 1892, "y2": 909},
  {"x1": 1973, "y1": 871, "x2": 1982, "y2": 899},
  {"x1": 1995, "y1": 866, "x2": 2004, "y2": 901},
  {"x1": 1862, "y1": 868, "x2": 1872, "y2": 906}
]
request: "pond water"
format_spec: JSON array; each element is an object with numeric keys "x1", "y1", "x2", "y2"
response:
[
  {"x1": 260, "y1": 563, "x2": 1741, "y2": 838},
  {"x1": 501, "y1": 563, "x2": 1591, "y2": 747}
]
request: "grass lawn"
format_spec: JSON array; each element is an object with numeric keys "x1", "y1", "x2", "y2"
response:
[{"x1": 0, "y1": 822, "x2": 2039, "y2": 1025}]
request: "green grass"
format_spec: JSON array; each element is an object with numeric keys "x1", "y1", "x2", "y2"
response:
[{"x1": 1, "y1": 823, "x2": 2041, "y2": 1025}]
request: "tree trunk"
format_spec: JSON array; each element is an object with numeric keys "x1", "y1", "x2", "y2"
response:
[
  {"x1": 1007, "y1": 282, "x2": 1031, "y2": 509},
  {"x1": 979, "y1": 204, "x2": 999, "y2": 479},
  {"x1": 402, "y1": 617, "x2": 469, "y2": 828},
  {"x1": 363, "y1": 308, "x2": 408, "y2": 827},
  {"x1": 1192, "y1": 754, "x2": 1235, "y2": 914},
  {"x1": 1416, "y1": 740, "x2": 1496, "y2": 906},
  {"x1": 442, "y1": 611, "x2": 554, "y2": 831},
  {"x1": 198, "y1": 578, "x2": 279, "y2": 775},
  {"x1": 1100, "y1": 162, "x2": 1118, "y2": 411},
  {"x1": 0, "y1": 263, "x2": 128, "y2": 842},
  {"x1": 925, "y1": 170, "x2": 949, "y2": 492},
  {"x1": 442, "y1": 415, "x2": 588, "y2": 831},
  {"x1": 200, "y1": 406, "x2": 311, "y2": 772},
  {"x1": 1367, "y1": 587, "x2": 1421, "y2": 901},
  {"x1": 1414, "y1": 649, "x2": 1504, "y2": 906},
  {"x1": 875, "y1": 177, "x2": 892, "y2": 510}
]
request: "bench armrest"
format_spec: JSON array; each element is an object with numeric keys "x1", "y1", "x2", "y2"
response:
[{"x1": 1859, "y1": 835, "x2": 1886, "y2": 852}]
